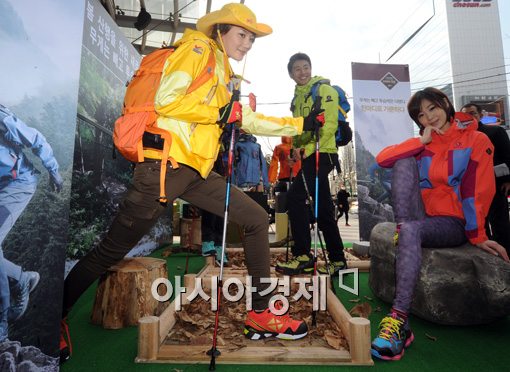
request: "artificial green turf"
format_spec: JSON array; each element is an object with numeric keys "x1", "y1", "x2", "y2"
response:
[{"x1": 61, "y1": 247, "x2": 510, "y2": 372}]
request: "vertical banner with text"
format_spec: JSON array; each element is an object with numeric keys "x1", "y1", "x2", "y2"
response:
[
  {"x1": 68, "y1": 0, "x2": 144, "y2": 266},
  {"x1": 351, "y1": 63, "x2": 412, "y2": 241}
]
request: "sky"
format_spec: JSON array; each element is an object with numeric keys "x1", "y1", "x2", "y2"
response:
[{"x1": 204, "y1": 0, "x2": 510, "y2": 154}]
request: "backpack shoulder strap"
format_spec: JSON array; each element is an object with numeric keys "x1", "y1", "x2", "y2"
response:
[
  {"x1": 186, "y1": 43, "x2": 216, "y2": 94},
  {"x1": 290, "y1": 94, "x2": 297, "y2": 113},
  {"x1": 309, "y1": 79, "x2": 330, "y2": 101}
]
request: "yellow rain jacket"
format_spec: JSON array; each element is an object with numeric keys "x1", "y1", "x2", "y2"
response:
[{"x1": 148, "y1": 29, "x2": 304, "y2": 178}]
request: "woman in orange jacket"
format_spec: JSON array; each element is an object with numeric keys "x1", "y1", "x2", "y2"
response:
[{"x1": 371, "y1": 87, "x2": 509, "y2": 361}]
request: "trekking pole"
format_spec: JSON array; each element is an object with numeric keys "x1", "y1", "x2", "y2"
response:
[
  {"x1": 311, "y1": 137, "x2": 319, "y2": 326},
  {"x1": 285, "y1": 168, "x2": 293, "y2": 262},
  {"x1": 301, "y1": 170, "x2": 335, "y2": 295},
  {"x1": 310, "y1": 97, "x2": 323, "y2": 327},
  {"x1": 208, "y1": 90, "x2": 240, "y2": 371}
]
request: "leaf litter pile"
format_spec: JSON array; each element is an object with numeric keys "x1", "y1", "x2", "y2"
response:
[
  {"x1": 227, "y1": 250, "x2": 332, "y2": 268},
  {"x1": 165, "y1": 294, "x2": 349, "y2": 352},
  {"x1": 227, "y1": 250, "x2": 287, "y2": 268}
]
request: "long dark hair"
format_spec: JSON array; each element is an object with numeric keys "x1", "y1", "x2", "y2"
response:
[{"x1": 407, "y1": 87, "x2": 455, "y2": 132}]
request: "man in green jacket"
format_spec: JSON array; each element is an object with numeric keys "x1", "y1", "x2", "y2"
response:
[{"x1": 276, "y1": 53, "x2": 347, "y2": 275}]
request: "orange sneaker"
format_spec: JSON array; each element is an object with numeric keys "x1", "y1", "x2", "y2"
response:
[
  {"x1": 244, "y1": 303, "x2": 308, "y2": 340},
  {"x1": 60, "y1": 318, "x2": 72, "y2": 364}
]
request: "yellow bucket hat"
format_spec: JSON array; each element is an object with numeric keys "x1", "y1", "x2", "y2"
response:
[{"x1": 197, "y1": 3, "x2": 272, "y2": 38}]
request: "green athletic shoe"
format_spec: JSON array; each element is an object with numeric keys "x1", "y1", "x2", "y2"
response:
[
  {"x1": 275, "y1": 254, "x2": 314, "y2": 275},
  {"x1": 316, "y1": 259, "x2": 347, "y2": 275}
]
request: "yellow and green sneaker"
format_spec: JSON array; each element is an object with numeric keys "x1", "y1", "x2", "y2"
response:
[
  {"x1": 275, "y1": 254, "x2": 314, "y2": 275},
  {"x1": 316, "y1": 259, "x2": 347, "y2": 275}
]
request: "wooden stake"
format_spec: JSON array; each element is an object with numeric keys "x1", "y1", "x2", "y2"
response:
[
  {"x1": 326, "y1": 288, "x2": 352, "y2": 341},
  {"x1": 348, "y1": 317, "x2": 371, "y2": 364},
  {"x1": 137, "y1": 316, "x2": 159, "y2": 361}
]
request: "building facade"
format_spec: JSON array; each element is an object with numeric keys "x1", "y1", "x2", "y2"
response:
[{"x1": 380, "y1": 0, "x2": 508, "y2": 125}]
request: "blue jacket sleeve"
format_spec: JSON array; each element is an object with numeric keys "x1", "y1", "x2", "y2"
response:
[{"x1": 2, "y1": 110, "x2": 60, "y2": 176}]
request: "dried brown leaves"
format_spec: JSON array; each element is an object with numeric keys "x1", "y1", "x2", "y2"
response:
[{"x1": 165, "y1": 297, "x2": 348, "y2": 351}]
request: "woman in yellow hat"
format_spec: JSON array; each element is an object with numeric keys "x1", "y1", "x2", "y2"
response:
[{"x1": 60, "y1": 3, "x2": 326, "y2": 362}]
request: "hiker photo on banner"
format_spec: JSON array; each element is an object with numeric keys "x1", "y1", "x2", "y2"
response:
[
  {"x1": 351, "y1": 63, "x2": 412, "y2": 241},
  {"x1": 0, "y1": 0, "x2": 85, "y2": 366}
]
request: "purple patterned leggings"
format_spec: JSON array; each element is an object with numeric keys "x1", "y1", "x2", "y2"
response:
[{"x1": 392, "y1": 158, "x2": 467, "y2": 313}]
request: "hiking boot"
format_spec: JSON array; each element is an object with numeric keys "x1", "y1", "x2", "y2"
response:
[
  {"x1": 244, "y1": 302, "x2": 308, "y2": 340},
  {"x1": 316, "y1": 259, "x2": 347, "y2": 275},
  {"x1": 275, "y1": 254, "x2": 313, "y2": 275},
  {"x1": 215, "y1": 246, "x2": 228, "y2": 266},
  {"x1": 201, "y1": 241, "x2": 216, "y2": 256},
  {"x1": 9, "y1": 271, "x2": 40, "y2": 322},
  {"x1": 60, "y1": 318, "x2": 72, "y2": 364},
  {"x1": 371, "y1": 312, "x2": 414, "y2": 361}
]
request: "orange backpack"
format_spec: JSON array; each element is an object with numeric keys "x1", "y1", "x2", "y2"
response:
[{"x1": 113, "y1": 46, "x2": 216, "y2": 203}]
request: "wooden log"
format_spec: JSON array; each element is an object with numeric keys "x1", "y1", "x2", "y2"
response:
[
  {"x1": 347, "y1": 260, "x2": 371, "y2": 272},
  {"x1": 179, "y1": 217, "x2": 201, "y2": 248},
  {"x1": 157, "y1": 345, "x2": 352, "y2": 364},
  {"x1": 137, "y1": 316, "x2": 159, "y2": 361},
  {"x1": 326, "y1": 288, "x2": 352, "y2": 342},
  {"x1": 158, "y1": 299, "x2": 178, "y2": 344},
  {"x1": 348, "y1": 317, "x2": 372, "y2": 364},
  {"x1": 91, "y1": 257, "x2": 169, "y2": 329}
]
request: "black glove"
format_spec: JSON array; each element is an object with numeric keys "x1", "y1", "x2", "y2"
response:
[
  {"x1": 218, "y1": 100, "x2": 242, "y2": 127},
  {"x1": 49, "y1": 171, "x2": 63, "y2": 193},
  {"x1": 303, "y1": 108, "x2": 325, "y2": 132}
]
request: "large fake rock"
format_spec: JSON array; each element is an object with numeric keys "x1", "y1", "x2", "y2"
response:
[{"x1": 369, "y1": 222, "x2": 510, "y2": 325}]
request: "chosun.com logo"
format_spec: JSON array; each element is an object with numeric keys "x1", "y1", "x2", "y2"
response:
[{"x1": 452, "y1": 0, "x2": 492, "y2": 7}]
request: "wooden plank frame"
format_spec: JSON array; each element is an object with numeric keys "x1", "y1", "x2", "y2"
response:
[{"x1": 136, "y1": 254, "x2": 373, "y2": 366}]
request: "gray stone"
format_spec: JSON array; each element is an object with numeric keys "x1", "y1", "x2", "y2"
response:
[
  {"x1": 0, "y1": 340, "x2": 21, "y2": 358},
  {"x1": 352, "y1": 241, "x2": 370, "y2": 257},
  {"x1": 369, "y1": 222, "x2": 510, "y2": 325},
  {"x1": 0, "y1": 352, "x2": 16, "y2": 372},
  {"x1": 18, "y1": 360, "x2": 38, "y2": 372},
  {"x1": 0, "y1": 340, "x2": 58, "y2": 371}
]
